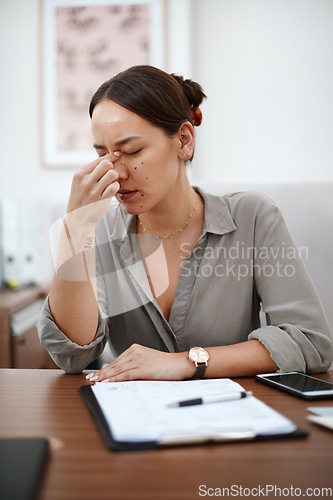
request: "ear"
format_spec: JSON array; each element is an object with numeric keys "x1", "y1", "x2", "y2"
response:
[{"x1": 177, "y1": 122, "x2": 195, "y2": 162}]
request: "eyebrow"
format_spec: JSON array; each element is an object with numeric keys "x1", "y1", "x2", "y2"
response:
[{"x1": 93, "y1": 136, "x2": 143, "y2": 150}]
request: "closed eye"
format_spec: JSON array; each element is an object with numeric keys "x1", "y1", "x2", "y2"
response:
[{"x1": 123, "y1": 149, "x2": 142, "y2": 156}]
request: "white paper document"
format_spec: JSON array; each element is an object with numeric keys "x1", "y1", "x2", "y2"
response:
[
  {"x1": 307, "y1": 416, "x2": 333, "y2": 431},
  {"x1": 307, "y1": 406, "x2": 333, "y2": 431},
  {"x1": 92, "y1": 378, "x2": 296, "y2": 444},
  {"x1": 307, "y1": 407, "x2": 333, "y2": 417}
]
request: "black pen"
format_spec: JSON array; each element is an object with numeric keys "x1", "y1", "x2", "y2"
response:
[{"x1": 167, "y1": 391, "x2": 253, "y2": 408}]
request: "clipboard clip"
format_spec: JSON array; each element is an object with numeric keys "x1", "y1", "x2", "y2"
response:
[{"x1": 158, "y1": 429, "x2": 257, "y2": 446}]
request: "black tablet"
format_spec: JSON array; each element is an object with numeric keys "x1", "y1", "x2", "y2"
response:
[{"x1": 256, "y1": 372, "x2": 333, "y2": 399}]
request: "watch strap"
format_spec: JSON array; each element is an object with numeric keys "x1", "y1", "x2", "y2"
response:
[{"x1": 192, "y1": 362, "x2": 206, "y2": 380}]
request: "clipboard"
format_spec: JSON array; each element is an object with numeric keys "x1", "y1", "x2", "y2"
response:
[
  {"x1": 79, "y1": 382, "x2": 307, "y2": 452},
  {"x1": 79, "y1": 385, "x2": 157, "y2": 451}
]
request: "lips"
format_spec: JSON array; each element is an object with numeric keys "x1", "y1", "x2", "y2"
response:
[{"x1": 117, "y1": 189, "x2": 138, "y2": 202}]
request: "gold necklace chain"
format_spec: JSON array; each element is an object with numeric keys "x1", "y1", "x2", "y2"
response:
[{"x1": 138, "y1": 199, "x2": 199, "y2": 239}]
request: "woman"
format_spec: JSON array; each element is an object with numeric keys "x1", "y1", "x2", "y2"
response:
[{"x1": 38, "y1": 65, "x2": 332, "y2": 381}]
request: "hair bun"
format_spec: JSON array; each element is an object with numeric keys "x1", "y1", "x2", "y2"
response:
[{"x1": 171, "y1": 74, "x2": 206, "y2": 122}]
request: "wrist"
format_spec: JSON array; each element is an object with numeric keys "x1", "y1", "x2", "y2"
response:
[
  {"x1": 174, "y1": 352, "x2": 196, "y2": 380},
  {"x1": 64, "y1": 215, "x2": 96, "y2": 253}
]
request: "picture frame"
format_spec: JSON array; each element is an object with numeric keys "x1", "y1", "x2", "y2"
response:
[{"x1": 40, "y1": 0, "x2": 166, "y2": 168}]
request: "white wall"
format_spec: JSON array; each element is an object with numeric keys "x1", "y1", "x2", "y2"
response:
[
  {"x1": 1, "y1": 0, "x2": 333, "y2": 201},
  {"x1": 190, "y1": 0, "x2": 333, "y2": 184}
]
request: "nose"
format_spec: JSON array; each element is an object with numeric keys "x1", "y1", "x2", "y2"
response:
[
  {"x1": 106, "y1": 153, "x2": 128, "y2": 180},
  {"x1": 114, "y1": 163, "x2": 129, "y2": 182}
]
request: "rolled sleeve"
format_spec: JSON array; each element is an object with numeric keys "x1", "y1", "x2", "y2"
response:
[
  {"x1": 248, "y1": 324, "x2": 332, "y2": 373},
  {"x1": 37, "y1": 296, "x2": 109, "y2": 374}
]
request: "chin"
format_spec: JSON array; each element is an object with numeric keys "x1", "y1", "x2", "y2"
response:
[{"x1": 119, "y1": 202, "x2": 145, "y2": 216}]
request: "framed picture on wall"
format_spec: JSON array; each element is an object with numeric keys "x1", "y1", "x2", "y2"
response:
[{"x1": 40, "y1": 0, "x2": 166, "y2": 168}]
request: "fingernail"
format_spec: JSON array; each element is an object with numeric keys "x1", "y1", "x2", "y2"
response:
[
  {"x1": 113, "y1": 150, "x2": 122, "y2": 157},
  {"x1": 86, "y1": 373, "x2": 95, "y2": 380},
  {"x1": 101, "y1": 379, "x2": 110, "y2": 383},
  {"x1": 90, "y1": 375, "x2": 99, "y2": 381}
]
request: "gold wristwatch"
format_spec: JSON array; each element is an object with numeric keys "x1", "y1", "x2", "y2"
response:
[{"x1": 187, "y1": 347, "x2": 210, "y2": 379}]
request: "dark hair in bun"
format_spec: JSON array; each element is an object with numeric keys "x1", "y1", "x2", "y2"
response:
[
  {"x1": 89, "y1": 65, "x2": 206, "y2": 136},
  {"x1": 171, "y1": 74, "x2": 206, "y2": 110}
]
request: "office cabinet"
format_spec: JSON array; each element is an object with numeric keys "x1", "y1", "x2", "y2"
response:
[{"x1": 0, "y1": 286, "x2": 56, "y2": 368}]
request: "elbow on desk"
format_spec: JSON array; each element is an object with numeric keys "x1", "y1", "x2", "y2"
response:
[
  {"x1": 51, "y1": 353, "x2": 92, "y2": 374},
  {"x1": 307, "y1": 341, "x2": 333, "y2": 374},
  {"x1": 249, "y1": 324, "x2": 333, "y2": 375},
  {"x1": 47, "y1": 331, "x2": 107, "y2": 374},
  {"x1": 37, "y1": 297, "x2": 108, "y2": 374},
  {"x1": 294, "y1": 339, "x2": 333, "y2": 375},
  {"x1": 305, "y1": 326, "x2": 333, "y2": 374}
]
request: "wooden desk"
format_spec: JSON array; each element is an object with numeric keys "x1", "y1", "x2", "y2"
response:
[{"x1": 0, "y1": 369, "x2": 332, "y2": 500}]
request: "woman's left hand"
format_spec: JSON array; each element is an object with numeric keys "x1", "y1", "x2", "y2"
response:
[{"x1": 85, "y1": 344, "x2": 195, "y2": 383}]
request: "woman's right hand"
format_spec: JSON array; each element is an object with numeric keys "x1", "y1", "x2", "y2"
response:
[{"x1": 66, "y1": 152, "x2": 121, "y2": 229}]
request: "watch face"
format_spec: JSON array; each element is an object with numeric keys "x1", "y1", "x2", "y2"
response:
[{"x1": 188, "y1": 347, "x2": 210, "y2": 363}]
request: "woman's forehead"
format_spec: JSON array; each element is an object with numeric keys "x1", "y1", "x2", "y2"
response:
[
  {"x1": 91, "y1": 100, "x2": 166, "y2": 146},
  {"x1": 91, "y1": 99, "x2": 141, "y2": 126}
]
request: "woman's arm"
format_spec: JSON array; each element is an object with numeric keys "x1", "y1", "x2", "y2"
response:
[
  {"x1": 85, "y1": 339, "x2": 278, "y2": 382},
  {"x1": 49, "y1": 259, "x2": 99, "y2": 346},
  {"x1": 49, "y1": 154, "x2": 120, "y2": 346}
]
